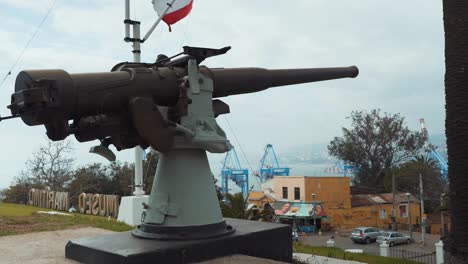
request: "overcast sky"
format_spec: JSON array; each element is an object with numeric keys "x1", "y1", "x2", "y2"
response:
[{"x1": 0, "y1": 0, "x2": 445, "y2": 189}]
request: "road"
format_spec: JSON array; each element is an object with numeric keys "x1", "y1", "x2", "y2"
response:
[{"x1": 298, "y1": 230, "x2": 440, "y2": 254}]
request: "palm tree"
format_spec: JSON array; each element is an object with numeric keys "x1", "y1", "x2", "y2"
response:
[
  {"x1": 220, "y1": 192, "x2": 274, "y2": 221},
  {"x1": 220, "y1": 192, "x2": 248, "y2": 219},
  {"x1": 397, "y1": 155, "x2": 446, "y2": 213},
  {"x1": 442, "y1": 1, "x2": 468, "y2": 262}
]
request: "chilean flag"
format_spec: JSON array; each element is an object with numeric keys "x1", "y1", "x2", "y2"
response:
[{"x1": 153, "y1": 0, "x2": 194, "y2": 31}]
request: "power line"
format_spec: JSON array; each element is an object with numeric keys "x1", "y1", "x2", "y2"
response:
[
  {"x1": 223, "y1": 116, "x2": 261, "y2": 187},
  {"x1": 0, "y1": 0, "x2": 59, "y2": 89}
]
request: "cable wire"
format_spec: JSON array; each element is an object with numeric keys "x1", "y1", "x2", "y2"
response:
[
  {"x1": 223, "y1": 116, "x2": 261, "y2": 188},
  {"x1": 0, "y1": 0, "x2": 59, "y2": 89}
]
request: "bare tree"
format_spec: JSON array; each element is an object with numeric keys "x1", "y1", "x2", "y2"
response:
[{"x1": 25, "y1": 140, "x2": 75, "y2": 191}]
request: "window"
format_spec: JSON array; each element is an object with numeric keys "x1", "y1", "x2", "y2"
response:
[
  {"x1": 399, "y1": 204, "x2": 408, "y2": 217},
  {"x1": 294, "y1": 187, "x2": 300, "y2": 200},
  {"x1": 282, "y1": 187, "x2": 288, "y2": 199},
  {"x1": 379, "y1": 209, "x2": 387, "y2": 219}
]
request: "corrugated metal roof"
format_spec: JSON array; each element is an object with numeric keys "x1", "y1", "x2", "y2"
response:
[{"x1": 351, "y1": 193, "x2": 419, "y2": 207}]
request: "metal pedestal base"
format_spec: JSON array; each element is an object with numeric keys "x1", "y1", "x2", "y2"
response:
[
  {"x1": 65, "y1": 218, "x2": 292, "y2": 264},
  {"x1": 132, "y1": 220, "x2": 234, "y2": 240}
]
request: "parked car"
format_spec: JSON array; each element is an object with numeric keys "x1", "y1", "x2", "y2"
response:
[
  {"x1": 376, "y1": 232, "x2": 412, "y2": 247},
  {"x1": 350, "y1": 227, "x2": 382, "y2": 244}
]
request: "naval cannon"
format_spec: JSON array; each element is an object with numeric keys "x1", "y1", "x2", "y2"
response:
[
  {"x1": 7, "y1": 46, "x2": 358, "y2": 159},
  {"x1": 3, "y1": 46, "x2": 358, "y2": 249}
]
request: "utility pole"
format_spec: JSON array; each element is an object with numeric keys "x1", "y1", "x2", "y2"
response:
[
  {"x1": 312, "y1": 193, "x2": 316, "y2": 234},
  {"x1": 118, "y1": 0, "x2": 175, "y2": 225},
  {"x1": 124, "y1": 0, "x2": 145, "y2": 197},
  {"x1": 419, "y1": 173, "x2": 425, "y2": 246},
  {"x1": 440, "y1": 193, "x2": 445, "y2": 236},
  {"x1": 392, "y1": 172, "x2": 397, "y2": 230},
  {"x1": 406, "y1": 193, "x2": 412, "y2": 238}
]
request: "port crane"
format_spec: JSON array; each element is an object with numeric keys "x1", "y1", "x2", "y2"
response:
[
  {"x1": 419, "y1": 118, "x2": 448, "y2": 181},
  {"x1": 256, "y1": 144, "x2": 290, "y2": 182},
  {"x1": 220, "y1": 146, "x2": 250, "y2": 197}
]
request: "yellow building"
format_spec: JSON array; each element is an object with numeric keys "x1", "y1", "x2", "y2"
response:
[
  {"x1": 345, "y1": 193, "x2": 421, "y2": 229},
  {"x1": 261, "y1": 175, "x2": 421, "y2": 230},
  {"x1": 271, "y1": 176, "x2": 351, "y2": 209},
  {"x1": 427, "y1": 208, "x2": 451, "y2": 235}
]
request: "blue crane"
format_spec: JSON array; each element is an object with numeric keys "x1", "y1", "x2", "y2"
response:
[
  {"x1": 324, "y1": 161, "x2": 356, "y2": 177},
  {"x1": 257, "y1": 144, "x2": 290, "y2": 182},
  {"x1": 221, "y1": 146, "x2": 250, "y2": 197},
  {"x1": 420, "y1": 118, "x2": 448, "y2": 181}
]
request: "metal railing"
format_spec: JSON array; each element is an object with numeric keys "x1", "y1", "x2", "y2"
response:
[{"x1": 363, "y1": 248, "x2": 436, "y2": 264}]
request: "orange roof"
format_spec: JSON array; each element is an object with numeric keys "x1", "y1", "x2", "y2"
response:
[
  {"x1": 248, "y1": 191, "x2": 266, "y2": 200},
  {"x1": 248, "y1": 191, "x2": 276, "y2": 201}
]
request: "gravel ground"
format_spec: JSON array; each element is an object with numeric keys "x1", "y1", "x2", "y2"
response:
[
  {"x1": 0, "y1": 227, "x2": 288, "y2": 264},
  {"x1": 298, "y1": 230, "x2": 441, "y2": 254},
  {"x1": 0, "y1": 227, "x2": 113, "y2": 264}
]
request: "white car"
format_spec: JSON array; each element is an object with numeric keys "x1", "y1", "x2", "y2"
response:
[{"x1": 376, "y1": 232, "x2": 412, "y2": 247}]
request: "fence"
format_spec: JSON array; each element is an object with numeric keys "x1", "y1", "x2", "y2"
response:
[{"x1": 363, "y1": 248, "x2": 436, "y2": 264}]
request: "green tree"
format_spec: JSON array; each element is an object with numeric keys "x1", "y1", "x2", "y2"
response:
[
  {"x1": 0, "y1": 173, "x2": 39, "y2": 204},
  {"x1": 396, "y1": 155, "x2": 446, "y2": 213},
  {"x1": 220, "y1": 193, "x2": 248, "y2": 219},
  {"x1": 328, "y1": 109, "x2": 424, "y2": 189},
  {"x1": 213, "y1": 175, "x2": 223, "y2": 201},
  {"x1": 107, "y1": 161, "x2": 134, "y2": 197},
  {"x1": 67, "y1": 161, "x2": 134, "y2": 206},
  {"x1": 442, "y1": 1, "x2": 468, "y2": 262},
  {"x1": 142, "y1": 149, "x2": 159, "y2": 193},
  {"x1": 67, "y1": 163, "x2": 110, "y2": 205},
  {"x1": 220, "y1": 192, "x2": 273, "y2": 221}
]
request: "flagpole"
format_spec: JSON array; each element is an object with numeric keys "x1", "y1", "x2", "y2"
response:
[
  {"x1": 142, "y1": 0, "x2": 176, "y2": 42},
  {"x1": 123, "y1": 0, "x2": 175, "y2": 197}
]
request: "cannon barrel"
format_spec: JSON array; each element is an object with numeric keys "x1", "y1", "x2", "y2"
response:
[
  {"x1": 205, "y1": 66, "x2": 359, "y2": 97},
  {"x1": 9, "y1": 64, "x2": 359, "y2": 136}
]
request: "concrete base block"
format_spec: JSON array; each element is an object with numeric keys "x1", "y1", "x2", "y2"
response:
[
  {"x1": 117, "y1": 195, "x2": 149, "y2": 226},
  {"x1": 65, "y1": 218, "x2": 292, "y2": 264}
]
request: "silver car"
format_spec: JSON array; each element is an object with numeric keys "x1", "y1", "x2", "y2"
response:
[
  {"x1": 350, "y1": 227, "x2": 382, "y2": 244},
  {"x1": 376, "y1": 232, "x2": 412, "y2": 247}
]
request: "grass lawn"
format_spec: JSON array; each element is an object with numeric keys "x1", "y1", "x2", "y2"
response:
[
  {"x1": 293, "y1": 243, "x2": 422, "y2": 264},
  {"x1": 0, "y1": 202, "x2": 133, "y2": 236}
]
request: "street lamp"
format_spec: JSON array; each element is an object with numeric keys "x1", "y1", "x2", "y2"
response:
[
  {"x1": 312, "y1": 193, "x2": 316, "y2": 234},
  {"x1": 405, "y1": 193, "x2": 412, "y2": 238},
  {"x1": 292, "y1": 214, "x2": 297, "y2": 231},
  {"x1": 440, "y1": 193, "x2": 446, "y2": 236}
]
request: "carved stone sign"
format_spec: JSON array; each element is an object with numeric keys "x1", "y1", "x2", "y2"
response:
[
  {"x1": 27, "y1": 189, "x2": 120, "y2": 218},
  {"x1": 78, "y1": 193, "x2": 120, "y2": 218},
  {"x1": 28, "y1": 189, "x2": 69, "y2": 211}
]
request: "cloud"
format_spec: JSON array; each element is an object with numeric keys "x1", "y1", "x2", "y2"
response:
[{"x1": 0, "y1": 0, "x2": 446, "y2": 188}]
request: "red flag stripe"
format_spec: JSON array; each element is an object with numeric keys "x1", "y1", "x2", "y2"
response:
[{"x1": 163, "y1": 0, "x2": 193, "y2": 25}]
